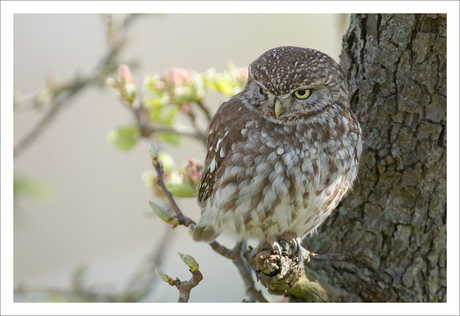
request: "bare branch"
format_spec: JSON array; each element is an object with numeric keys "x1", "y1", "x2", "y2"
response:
[
  {"x1": 149, "y1": 145, "x2": 267, "y2": 302},
  {"x1": 14, "y1": 14, "x2": 138, "y2": 158},
  {"x1": 15, "y1": 217, "x2": 176, "y2": 302},
  {"x1": 150, "y1": 154, "x2": 195, "y2": 227},
  {"x1": 14, "y1": 78, "x2": 88, "y2": 157},
  {"x1": 195, "y1": 99, "x2": 212, "y2": 122},
  {"x1": 123, "y1": 228, "x2": 175, "y2": 298},
  {"x1": 155, "y1": 253, "x2": 203, "y2": 302},
  {"x1": 208, "y1": 241, "x2": 267, "y2": 302},
  {"x1": 249, "y1": 243, "x2": 359, "y2": 302},
  {"x1": 134, "y1": 106, "x2": 207, "y2": 144}
]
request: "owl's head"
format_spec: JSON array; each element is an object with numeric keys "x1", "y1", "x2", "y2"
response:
[{"x1": 243, "y1": 46, "x2": 348, "y2": 122}]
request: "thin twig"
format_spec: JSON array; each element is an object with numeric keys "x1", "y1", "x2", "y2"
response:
[
  {"x1": 123, "y1": 228, "x2": 175, "y2": 298},
  {"x1": 209, "y1": 241, "x2": 234, "y2": 259},
  {"x1": 151, "y1": 155, "x2": 195, "y2": 227},
  {"x1": 155, "y1": 253, "x2": 203, "y2": 302},
  {"x1": 210, "y1": 242, "x2": 268, "y2": 302},
  {"x1": 14, "y1": 79, "x2": 88, "y2": 157},
  {"x1": 15, "y1": 217, "x2": 175, "y2": 302},
  {"x1": 152, "y1": 125, "x2": 207, "y2": 143},
  {"x1": 151, "y1": 151, "x2": 267, "y2": 302},
  {"x1": 195, "y1": 99, "x2": 212, "y2": 122},
  {"x1": 14, "y1": 14, "x2": 138, "y2": 158},
  {"x1": 176, "y1": 264, "x2": 203, "y2": 303},
  {"x1": 133, "y1": 106, "x2": 207, "y2": 144},
  {"x1": 184, "y1": 105, "x2": 204, "y2": 138}
]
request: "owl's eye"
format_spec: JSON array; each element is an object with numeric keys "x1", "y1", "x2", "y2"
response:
[
  {"x1": 294, "y1": 89, "x2": 311, "y2": 99},
  {"x1": 259, "y1": 87, "x2": 268, "y2": 95}
]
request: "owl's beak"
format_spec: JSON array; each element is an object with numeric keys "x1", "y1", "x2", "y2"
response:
[{"x1": 274, "y1": 100, "x2": 284, "y2": 118}]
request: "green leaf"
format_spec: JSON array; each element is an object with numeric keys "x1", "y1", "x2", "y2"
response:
[
  {"x1": 158, "y1": 132, "x2": 182, "y2": 146},
  {"x1": 107, "y1": 125, "x2": 139, "y2": 151},
  {"x1": 165, "y1": 183, "x2": 195, "y2": 197},
  {"x1": 159, "y1": 105, "x2": 180, "y2": 125},
  {"x1": 14, "y1": 176, "x2": 50, "y2": 201},
  {"x1": 155, "y1": 267, "x2": 174, "y2": 285},
  {"x1": 149, "y1": 200, "x2": 179, "y2": 225},
  {"x1": 178, "y1": 252, "x2": 200, "y2": 272},
  {"x1": 143, "y1": 74, "x2": 162, "y2": 94}
]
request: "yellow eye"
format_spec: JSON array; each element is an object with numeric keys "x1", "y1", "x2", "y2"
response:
[
  {"x1": 294, "y1": 89, "x2": 311, "y2": 99},
  {"x1": 260, "y1": 87, "x2": 268, "y2": 95}
]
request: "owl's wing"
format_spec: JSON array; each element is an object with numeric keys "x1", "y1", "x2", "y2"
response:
[{"x1": 197, "y1": 94, "x2": 249, "y2": 206}]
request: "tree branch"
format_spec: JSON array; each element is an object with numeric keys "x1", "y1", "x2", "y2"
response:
[
  {"x1": 15, "y1": 228, "x2": 175, "y2": 302},
  {"x1": 149, "y1": 144, "x2": 267, "y2": 302},
  {"x1": 209, "y1": 241, "x2": 268, "y2": 302},
  {"x1": 134, "y1": 106, "x2": 207, "y2": 144},
  {"x1": 195, "y1": 99, "x2": 212, "y2": 122},
  {"x1": 123, "y1": 228, "x2": 176, "y2": 300},
  {"x1": 14, "y1": 14, "x2": 138, "y2": 158},
  {"x1": 150, "y1": 151, "x2": 195, "y2": 227},
  {"x1": 155, "y1": 253, "x2": 204, "y2": 302},
  {"x1": 250, "y1": 245, "x2": 359, "y2": 302},
  {"x1": 14, "y1": 79, "x2": 89, "y2": 157}
]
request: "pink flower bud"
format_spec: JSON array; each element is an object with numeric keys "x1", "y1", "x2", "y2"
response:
[
  {"x1": 181, "y1": 104, "x2": 191, "y2": 114},
  {"x1": 238, "y1": 67, "x2": 248, "y2": 78},
  {"x1": 106, "y1": 77, "x2": 118, "y2": 89},
  {"x1": 119, "y1": 65, "x2": 133, "y2": 84},
  {"x1": 169, "y1": 68, "x2": 191, "y2": 84}
]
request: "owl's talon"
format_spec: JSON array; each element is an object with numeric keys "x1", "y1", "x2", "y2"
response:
[
  {"x1": 291, "y1": 237, "x2": 300, "y2": 255},
  {"x1": 278, "y1": 240, "x2": 289, "y2": 254},
  {"x1": 297, "y1": 252, "x2": 303, "y2": 264},
  {"x1": 273, "y1": 241, "x2": 282, "y2": 256},
  {"x1": 277, "y1": 234, "x2": 315, "y2": 263},
  {"x1": 250, "y1": 238, "x2": 282, "y2": 262},
  {"x1": 276, "y1": 234, "x2": 300, "y2": 257},
  {"x1": 251, "y1": 235, "x2": 315, "y2": 267}
]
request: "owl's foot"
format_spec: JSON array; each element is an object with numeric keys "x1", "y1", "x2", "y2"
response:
[{"x1": 251, "y1": 234, "x2": 313, "y2": 264}]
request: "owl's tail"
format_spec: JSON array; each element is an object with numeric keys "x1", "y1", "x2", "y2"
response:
[{"x1": 192, "y1": 221, "x2": 220, "y2": 242}]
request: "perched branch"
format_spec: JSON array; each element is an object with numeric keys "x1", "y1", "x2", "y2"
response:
[{"x1": 249, "y1": 243, "x2": 359, "y2": 302}]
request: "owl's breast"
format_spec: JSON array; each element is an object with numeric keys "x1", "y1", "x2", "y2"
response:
[{"x1": 205, "y1": 108, "x2": 361, "y2": 240}]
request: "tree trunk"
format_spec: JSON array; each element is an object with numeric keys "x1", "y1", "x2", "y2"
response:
[
  {"x1": 255, "y1": 13, "x2": 447, "y2": 302},
  {"x1": 300, "y1": 13, "x2": 446, "y2": 302}
]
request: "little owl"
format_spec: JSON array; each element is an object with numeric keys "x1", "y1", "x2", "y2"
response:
[{"x1": 192, "y1": 46, "x2": 362, "y2": 260}]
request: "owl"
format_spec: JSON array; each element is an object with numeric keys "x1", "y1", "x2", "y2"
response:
[{"x1": 192, "y1": 46, "x2": 362, "y2": 259}]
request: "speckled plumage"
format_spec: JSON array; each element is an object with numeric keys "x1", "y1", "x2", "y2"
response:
[{"x1": 193, "y1": 46, "x2": 362, "y2": 245}]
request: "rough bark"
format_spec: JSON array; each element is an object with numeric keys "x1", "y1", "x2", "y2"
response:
[
  {"x1": 305, "y1": 13, "x2": 447, "y2": 302},
  {"x1": 254, "y1": 14, "x2": 447, "y2": 302}
]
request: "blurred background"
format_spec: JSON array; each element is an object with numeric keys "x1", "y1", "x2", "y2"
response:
[{"x1": 13, "y1": 13, "x2": 349, "y2": 302}]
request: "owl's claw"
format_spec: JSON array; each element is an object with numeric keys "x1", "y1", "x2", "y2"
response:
[
  {"x1": 279, "y1": 238, "x2": 299, "y2": 255},
  {"x1": 250, "y1": 238, "x2": 280, "y2": 263},
  {"x1": 281, "y1": 235, "x2": 305, "y2": 263},
  {"x1": 272, "y1": 240, "x2": 283, "y2": 256},
  {"x1": 251, "y1": 234, "x2": 313, "y2": 264}
]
